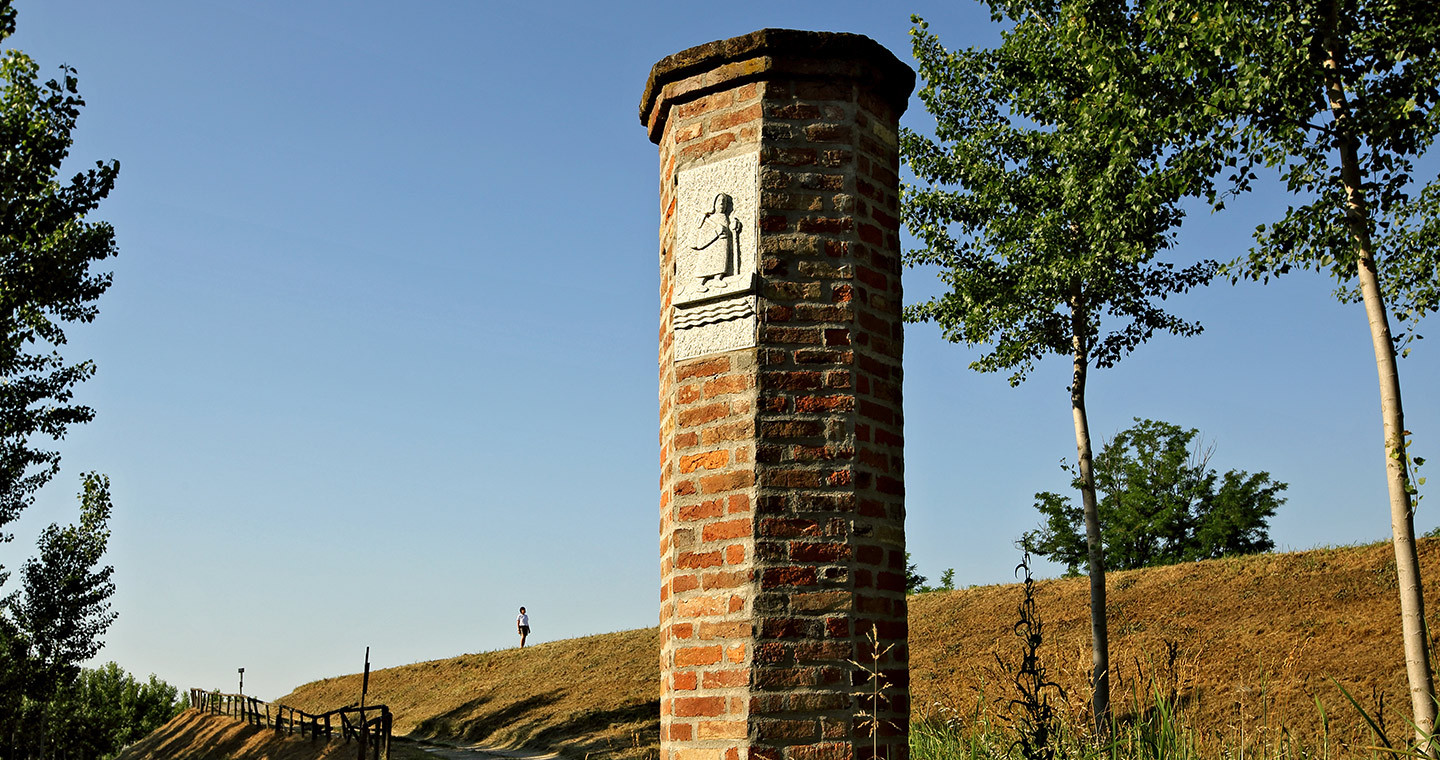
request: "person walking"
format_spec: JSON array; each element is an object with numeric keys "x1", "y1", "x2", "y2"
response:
[{"x1": 516, "y1": 607, "x2": 530, "y2": 648}]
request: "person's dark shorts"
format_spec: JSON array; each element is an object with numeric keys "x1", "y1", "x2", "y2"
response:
[{"x1": 519, "y1": 625, "x2": 530, "y2": 635}]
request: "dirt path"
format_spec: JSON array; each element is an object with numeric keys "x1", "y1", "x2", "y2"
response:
[{"x1": 413, "y1": 743, "x2": 560, "y2": 760}]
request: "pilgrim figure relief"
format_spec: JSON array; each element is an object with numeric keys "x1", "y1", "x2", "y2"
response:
[
  {"x1": 691, "y1": 192, "x2": 743, "y2": 294},
  {"x1": 671, "y1": 152, "x2": 758, "y2": 360}
]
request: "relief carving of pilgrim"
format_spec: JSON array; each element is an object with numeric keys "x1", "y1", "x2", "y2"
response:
[
  {"x1": 690, "y1": 192, "x2": 743, "y2": 294},
  {"x1": 671, "y1": 152, "x2": 758, "y2": 359}
]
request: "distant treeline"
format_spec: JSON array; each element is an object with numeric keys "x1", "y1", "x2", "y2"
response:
[{"x1": 0, "y1": 661, "x2": 185, "y2": 760}]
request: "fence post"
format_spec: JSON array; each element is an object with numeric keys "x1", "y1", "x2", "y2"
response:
[{"x1": 383, "y1": 708, "x2": 392, "y2": 760}]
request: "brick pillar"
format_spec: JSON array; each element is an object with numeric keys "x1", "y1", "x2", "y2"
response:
[{"x1": 641, "y1": 29, "x2": 914, "y2": 760}]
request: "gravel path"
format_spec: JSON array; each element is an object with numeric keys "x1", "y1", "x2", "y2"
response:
[{"x1": 416, "y1": 744, "x2": 560, "y2": 760}]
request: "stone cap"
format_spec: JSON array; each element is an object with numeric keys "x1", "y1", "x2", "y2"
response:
[{"x1": 640, "y1": 28, "x2": 915, "y2": 144}]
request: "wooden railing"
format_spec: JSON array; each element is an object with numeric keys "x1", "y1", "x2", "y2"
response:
[{"x1": 189, "y1": 688, "x2": 392, "y2": 760}]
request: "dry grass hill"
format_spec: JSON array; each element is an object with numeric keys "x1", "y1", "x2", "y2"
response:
[
  {"x1": 114, "y1": 710, "x2": 436, "y2": 760},
  {"x1": 249, "y1": 540, "x2": 1440, "y2": 757}
]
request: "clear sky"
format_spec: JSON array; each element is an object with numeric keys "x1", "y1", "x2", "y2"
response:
[{"x1": 3, "y1": 0, "x2": 1436, "y2": 702}]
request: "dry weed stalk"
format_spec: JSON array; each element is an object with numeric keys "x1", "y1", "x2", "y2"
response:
[
  {"x1": 998, "y1": 550, "x2": 1066, "y2": 760},
  {"x1": 849, "y1": 625, "x2": 899, "y2": 760}
]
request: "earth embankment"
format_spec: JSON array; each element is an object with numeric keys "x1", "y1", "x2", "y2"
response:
[
  {"x1": 114, "y1": 709, "x2": 433, "y2": 760},
  {"x1": 263, "y1": 540, "x2": 1439, "y2": 755}
]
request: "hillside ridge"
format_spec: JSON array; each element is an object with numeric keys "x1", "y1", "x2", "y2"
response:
[{"x1": 273, "y1": 540, "x2": 1440, "y2": 756}]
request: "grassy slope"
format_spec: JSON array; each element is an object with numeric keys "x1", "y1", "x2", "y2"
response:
[
  {"x1": 911, "y1": 539, "x2": 1440, "y2": 748},
  {"x1": 115, "y1": 709, "x2": 434, "y2": 760},
  {"x1": 275, "y1": 540, "x2": 1440, "y2": 756},
  {"x1": 278, "y1": 629, "x2": 660, "y2": 759}
]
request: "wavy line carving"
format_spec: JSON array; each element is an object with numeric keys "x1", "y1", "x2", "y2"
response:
[{"x1": 674, "y1": 298, "x2": 754, "y2": 330}]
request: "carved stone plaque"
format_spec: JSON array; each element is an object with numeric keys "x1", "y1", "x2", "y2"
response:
[{"x1": 673, "y1": 152, "x2": 759, "y2": 360}]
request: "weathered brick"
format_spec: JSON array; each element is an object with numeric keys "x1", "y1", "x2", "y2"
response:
[
  {"x1": 791, "y1": 591, "x2": 850, "y2": 612},
  {"x1": 797, "y1": 641, "x2": 854, "y2": 662},
  {"x1": 761, "y1": 469, "x2": 824, "y2": 488},
  {"x1": 672, "y1": 696, "x2": 726, "y2": 718},
  {"x1": 760, "y1": 566, "x2": 818, "y2": 588},
  {"x1": 702, "y1": 518, "x2": 752, "y2": 542},
  {"x1": 711, "y1": 103, "x2": 762, "y2": 131},
  {"x1": 673, "y1": 91, "x2": 734, "y2": 121},
  {"x1": 696, "y1": 720, "x2": 747, "y2": 739},
  {"x1": 766, "y1": 102, "x2": 821, "y2": 119},
  {"x1": 679, "y1": 499, "x2": 726, "y2": 522},
  {"x1": 675, "y1": 356, "x2": 731, "y2": 381},
  {"x1": 765, "y1": 146, "x2": 818, "y2": 166},
  {"x1": 790, "y1": 541, "x2": 851, "y2": 562},
  {"x1": 753, "y1": 666, "x2": 819, "y2": 689},
  {"x1": 794, "y1": 395, "x2": 855, "y2": 413},
  {"x1": 674, "y1": 645, "x2": 723, "y2": 668},
  {"x1": 755, "y1": 720, "x2": 818, "y2": 741},
  {"x1": 760, "y1": 370, "x2": 822, "y2": 391},
  {"x1": 679, "y1": 402, "x2": 730, "y2": 428},
  {"x1": 795, "y1": 349, "x2": 851, "y2": 365},
  {"x1": 797, "y1": 216, "x2": 853, "y2": 234},
  {"x1": 759, "y1": 517, "x2": 822, "y2": 538},
  {"x1": 760, "y1": 420, "x2": 823, "y2": 438},
  {"x1": 703, "y1": 374, "x2": 752, "y2": 398},
  {"x1": 677, "y1": 550, "x2": 723, "y2": 569},
  {"x1": 698, "y1": 620, "x2": 751, "y2": 639},
  {"x1": 678, "y1": 595, "x2": 729, "y2": 617},
  {"x1": 763, "y1": 326, "x2": 824, "y2": 345},
  {"x1": 702, "y1": 669, "x2": 750, "y2": 689},
  {"x1": 701, "y1": 570, "x2": 750, "y2": 590},
  {"x1": 673, "y1": 749, "x2": 723, "y2": 760},
  {"x1": 700, "y1": 470, "x2": 754, "y2": 493},
  {"x1": 702, "y1": 419, "x2": 755, "y2": 444},
  {"x1": 789, "y1": 743, "x2": 853, "y2": 760},
  {"x1": 679, "y1": 132, "x2": 739, "y2": 160},
  {"x1": 680, "y1": 450, "x2": 730, "y2": 473}
]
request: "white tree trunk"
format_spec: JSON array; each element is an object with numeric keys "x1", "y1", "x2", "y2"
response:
[
  {"x1": 1070, "y1": 285, "x2": 1110, "y2": 737},
  {"x1": 1320, "y1": 3, "x2": 1437, "y2": 751}
]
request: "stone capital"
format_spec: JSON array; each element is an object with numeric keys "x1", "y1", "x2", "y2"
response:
[{"x1": 639, "y1": 28, "x2": 915, "y2": 144}]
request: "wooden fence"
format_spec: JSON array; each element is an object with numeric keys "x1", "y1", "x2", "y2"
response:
[{"x1": 189, "y1": 688, "x2": 392, "y2": 760}]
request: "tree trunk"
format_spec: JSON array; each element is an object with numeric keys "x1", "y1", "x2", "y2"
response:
[
  {"x1": 1070, "y1": 282, "x2": 1110, "y2": 737},
  {"x1": 1320, "y1": 2, "x2": 1437, "y2": 753}
]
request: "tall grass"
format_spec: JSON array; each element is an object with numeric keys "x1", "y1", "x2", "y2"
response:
[
  {"x1": 909, "y1": 554, "x2": 1401, "y2": 760},
  {"x1": 909, "y1": 682, "x2": 1362, "y2": 760}
]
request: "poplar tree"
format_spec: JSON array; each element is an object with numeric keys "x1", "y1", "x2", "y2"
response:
[
  {"x1": 1142, "y1": 0, "x2": 1440, "y2": 748},
  {"x1": 901, "y1": 4, "x2": 1223, "y2": 733},
  {"x1": 1, "y1": 2, "x2": 121, "y2": 753},
  {"x1": 0, "y1": 0, "x2": 118, "y2": 557}
]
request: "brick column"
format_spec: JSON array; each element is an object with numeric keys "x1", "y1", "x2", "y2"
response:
[{"x1": 642, "y1": 29, "x2": 914, "y2": 760}]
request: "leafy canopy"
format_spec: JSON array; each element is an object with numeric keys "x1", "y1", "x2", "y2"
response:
[
  {"x1": 901, "y1": 4, "x2": 1227, "y2": 382},
  {"x1": 5, "y1": 661, "x2": 182, "y2": 760},
  {"x1": 1143, "y1": 0, "x2": 1440, "y2": 349},
  {"x1": 0, "y1": 0, "x2": 118, "y2": 545},
  {"x1": 1023, "y1": 419, "x2": 1287, "y2": 575}
]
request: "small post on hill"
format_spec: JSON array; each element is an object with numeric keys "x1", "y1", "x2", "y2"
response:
[
  {"x1": 359, "y1": 647, "x2": 371, "y2": 760},
  {"x1": 361, "y1": 647, "x2": 370, "y2": 707}
]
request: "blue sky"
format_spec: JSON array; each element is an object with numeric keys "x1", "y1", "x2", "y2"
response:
[{"x1": 3, "y1": 1, "x2": 1435, "y2": 702}]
